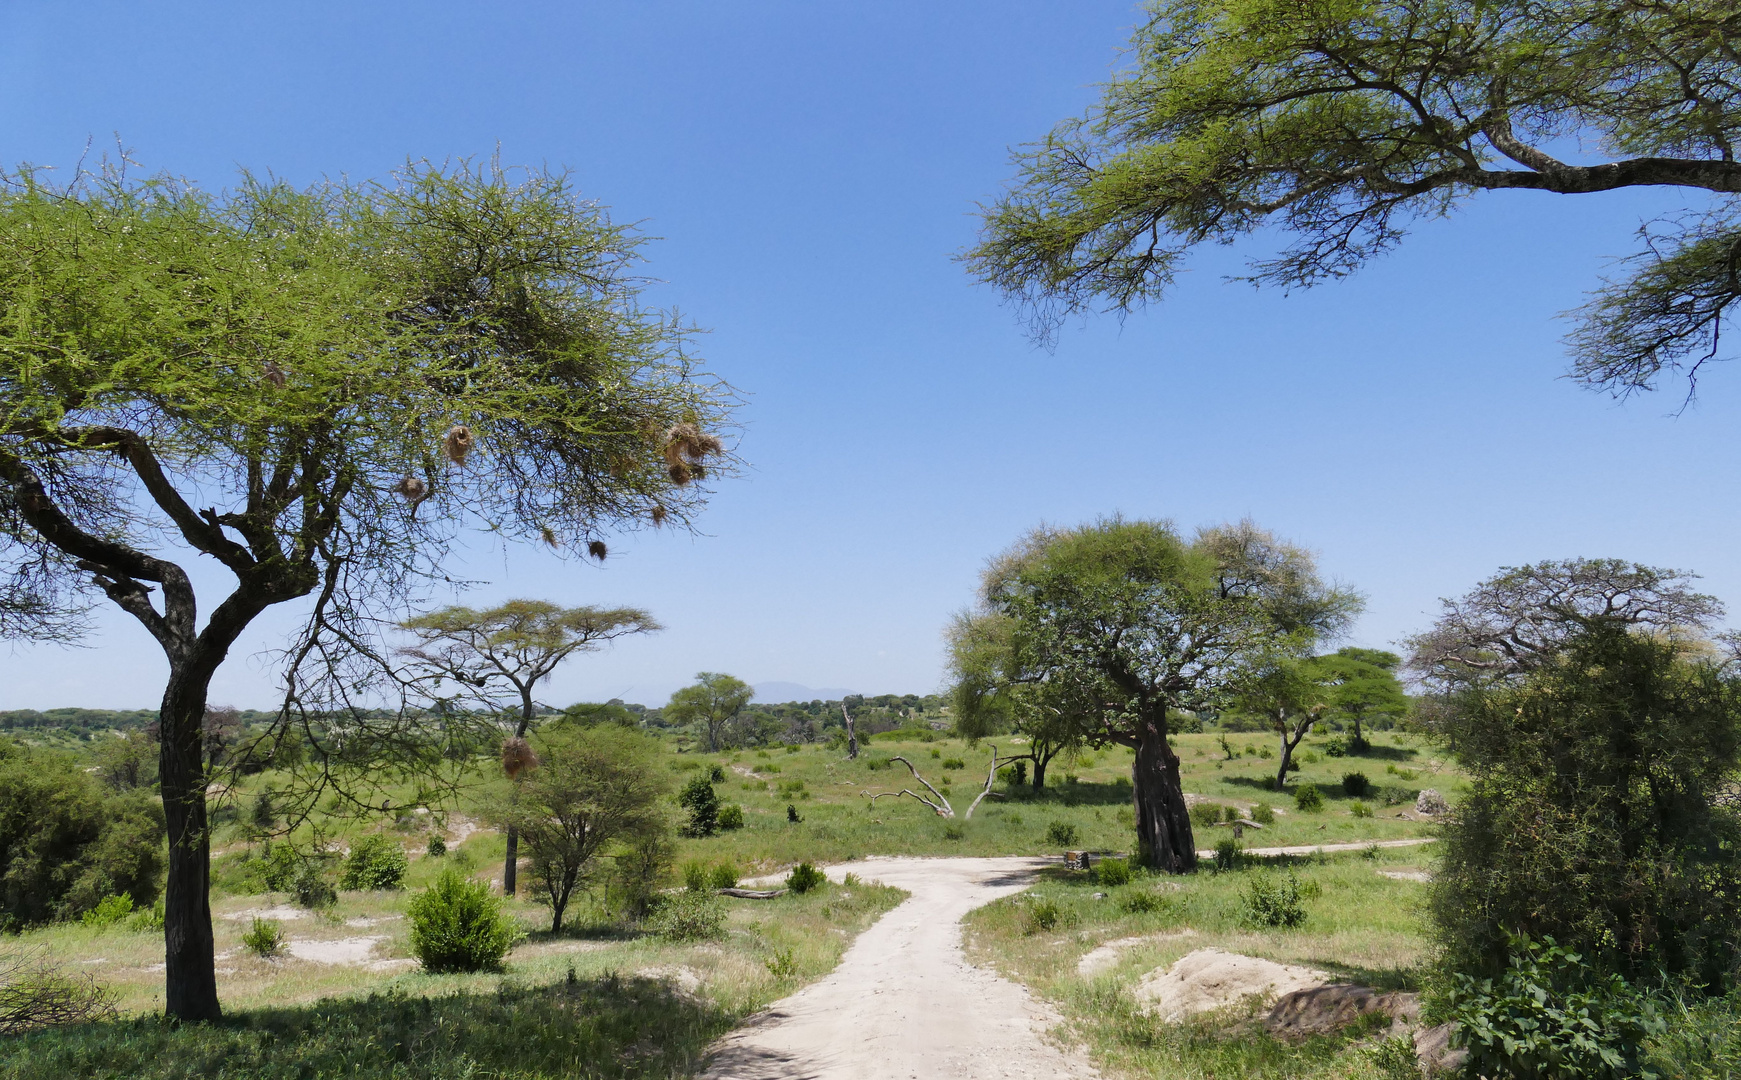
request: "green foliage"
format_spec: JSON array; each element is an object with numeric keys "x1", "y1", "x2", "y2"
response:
[
  {"x1": 648, "y1": 892, "x2": 725, "y2": 942},
  {"x1": 785, "y1": 803, "x2": 802, "y2": 823},
  {"x1": 678, "y1": 775, "x2": 721, "y2": 837},
  {"x1": 292, "y1": 864, "x2": 337, "y2": 910},
  {"x1": 666, "y1": 674, "x2": 754, "y2": 753},
  {"x1": 425, "y1": 836, "x2": 446, "y2": 858},
  {"x1": 682, "y1": 861, "x2": 708, "y2": 892},
  {"x1": 1291, "y1": 783, "x2": 1324, "y2": 812},
  {"x1": 1450, "y1": 935, "x2": 1664, "y2": 1080},
  {"x1": 1350, "y1": 801, "x2": 1374, "y2": 819},
  {"x1": 78, "y1": 894, "x2": 133, "y2": 930},
  {"x1": 1243, "y1": 870, "x2": 1308, "y2": 928},
  {"x1": 407, "y1": 870, "x2": 522, "y2": 974},
  {"x1": 0, "y1": 741, "x2": 164, "y2": 925},
  {"x1": 606, "y1": 830, "x2": 672, "y2": 922},
  {"x1": 716, "y1": 804, "x2": 744, "y2": 830},
  {"x1": 942, "y1": 823, "x2": 966, "y2": 841},
  {"x1": 126, "y1": 899, "x2": 164, "y2": 932},
  {"x1": 1095, "y1": 857, "x2": 1132, "y2": 887},
  {"x1": 1249, "y1": 802, "x2": 1275, "y2": 825},
  {"x1": 1366, "y1": 1035, "x2": 1425, "y2": 1080},
  {"x1": 338, "y1": 836, "x2": 409, "y2": 891},
  {"x1": 1120, "y1": 888, "x2": 1173, "y2": 915},
  {"x1": 241, "y1": 918, "x2": 285, "y2": 959},
  {"x1": 785, "y1": 863, "x2": 826, "y2": 895},
  {"x1": 1341, "y1": 772, "x2": 1372, "y2": 798},
  {"x1": 1212, "y1": 838, "x2": 1243, "y2": 872},
  {"x1": 940, "y1": 758, "x2": 965, "y2": 770},
  {"x1": 1646, "y1": 990, "x2": 1741, "y2": 1078},
  {"x1": 1025, "y1": 898, "x2": 1072, "y2": 934},
  {"x1": 706, "y1": 863, "x2": 738, "y2": 890},
  {"x1": 1189, "y1": 802, "x2": 1225, "y2": 828},
  {"x1": 1432, "y1": 625, "x2": 1741, "y2": 986},
  {"x1": 708, "y1": 765, "x2": 726, "y2": 783},
  {"x1": 1045, "y1": 820, "x2": 1078, "y2": 846}
]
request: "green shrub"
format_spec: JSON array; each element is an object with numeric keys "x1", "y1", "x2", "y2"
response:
[
  {"x1": 1324, "y1": 736, "x2": 1349, "y2": 758},
  {"x1": 1350, "y1": 801, "x2": 1374, "y2": 818},
  {"x1": 407, "y1": 869, "x2": 522, "y2": 973},
  {"x1": 707, "y1": 764, "x2": 725, "y2": 782},
  {"x1": 1292, "y1": 783, "x2": 1325, "y2": 812},
  {"x1": 678, "y1": 775, "x2": 720, "y2": 837},
  {"x1": 1212, "y1": 838, "x2": 1243, "y2": 872},
  {"x1": 716, "y1": 804, "x2": 745, "y2": 830},
  {"x1": 649, "y1": 892, "x2": 725, "y2": 942},
  {"x1": 942, "y1": 822, "x2": 965, "y2": 841},
  {"x1": 941, "y1": 758, "x2": 965, "y2": 770},
  {"x1": 786, "y1": 803, "x2": 802, "y2": 823},
  {"x1": 1342, "y1": 771, "x2": 1373, "y2": 798},
  {"x1": 682, "y1": 860, "x2": 708, "y2": 892},
  {"x1": 252, "y1": 843, "x2": 301, "y2": 892},
  {"x1": 1121, "y1": 889, "x2": 1172, "y2": 915},
  {"x1": 126, "y1": 899, "x2": 164, "y2": 932},
  {"x1": 292, "y1": 863, "x2": 337, "y2": 910},
  {"x1": 1188, "y1": 802, "x2": 1224, "y2": 828},
  {"x1": 1450, "y1": 934, "x2": 1663, "y2": 1080},
  {"x1": 1026, "y1": 898, "x2": 1072, "y2": 933},
  {"x1": 425, "y1": 836, "x2": 447, "y2": 858},
  {"x1": 1250, "y1": 802, "x2": 1275, "y2": 825},
  {"x1": 1095, "y1": 858, "x2": 1132, "y2": 887},
  {"x1": 1366, "y1": 1035, "x2": 1424, "y2": 1080},
  {"x1": 785, "y1": 862, "x2": 826, "y2": 894},
  {"x1": 1243, "y1": 869, "x2": 1308, "y2": 927},
  {"x1": 339, "y1": 835, "x2": 408, "y2": 891},
  {"x1": 241, "y1": 917, "x2": 284, "y2": 959},
  {"x1": 79, "y1": 894, "x2": 133, "y2": 930},
  {"x1": 707, "y1": 863, "x2": 739, "y2": 890},
  {"x1": 930, "y1": 748, "x2": 941, "y2": 758},
  {"x1": 1045, "y1": 820, "x2": 1078, "y2": 846}
]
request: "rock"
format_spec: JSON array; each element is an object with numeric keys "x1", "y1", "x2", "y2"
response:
[
  {"x1": 1264, "y1": 984, "x2": 1419, "y2": 1042},
  {"x1": 1415, "y1": 789, "x2": 1449, "y2": 816},
  {"x1": 1414, "y1": 1022, "x2": 1469, "y2": 1075},
  {"x1": 1133, "y1": 948, "x2": 1329, "y2": 1021}
]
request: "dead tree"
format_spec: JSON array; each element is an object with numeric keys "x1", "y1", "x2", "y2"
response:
[
  {"x1": 867, "y1": 746, "x2": 1029, "y2": 819},
  {"x1": 841, "y1": 698, "x2": 859, "y2": 760}
]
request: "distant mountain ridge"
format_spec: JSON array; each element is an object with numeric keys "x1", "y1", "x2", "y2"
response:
[{"x1": 751, "y1": 681, "x2": 859, "y2": 704}]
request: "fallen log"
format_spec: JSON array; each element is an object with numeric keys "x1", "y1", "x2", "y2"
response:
[{"x1": 717, "y1": 887, "x2": 787, "y2": 899}]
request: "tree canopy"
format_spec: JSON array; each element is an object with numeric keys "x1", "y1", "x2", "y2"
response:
[
  {"x1": 969, "y1": 0, "x2": 1741, "y2": 397},
  {"x1": 0, "y1": 158, "x2": 733, "y2": 1020},
  {"x1": 666, "y1": 673, "x2": 754, "y2": 752}
]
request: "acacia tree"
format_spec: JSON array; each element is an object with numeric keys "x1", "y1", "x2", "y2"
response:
[
  {"x1": 975, "y1": 518, "x2": 1358, "y2": 871},
  {"x1": 1316, "y1": 647, "x2": 1409, "y2": 748},
  {"x1": 969, "y1": 0, "x2": 1741, "y2": 399},
  {"x1": 500, "y1": 724, "x2": 669, "y2": 932},
  {"x1": 665, "y1": 672, "x2": 753, "y2": 752},
  {"x1": 1238, "y1": 654, "x2": 1336, "y2": 791},
  {"x1": 946, "y1": 610, "x2": 1077, "y2": 789},
  {"x1": 0, "y1": 161, "x2": 733, "y2": 1020},
  {"x1": 398, "y1": 600, "x2": 661, "y2": 896}
]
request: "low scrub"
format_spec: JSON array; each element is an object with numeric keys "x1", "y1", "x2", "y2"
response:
[
  {"x1": 785, "y1": 863, "x2": 826, "y2": 894},
  {"x1": 407, "y1": 870, "x2": 522, "y2": 973},
  {"x1": 1242, "y1": 869, "x2": 1308, "y2": 928},
  {"x1": 338, "y1": 835, "x2": 409, "y2": 891},
  {"x1": 241, "y1": 918, "x2": 284, "y2": 959},
  {"x1": 649, "y1": 892, "x2": 726, "y2": 942},
  {"x1": 0, "y1": 950, "x2": 114, "y2": 1036}
]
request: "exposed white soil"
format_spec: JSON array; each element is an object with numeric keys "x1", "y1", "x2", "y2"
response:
[
  {"x1": 1377, "y1": 870, "x2": 1432, "y2": 883},
  {"x1": 219, "y1": 905, "x2": 308, "y2": 921},
  {"x1": 1134, "y1": 948, "x2": 1329, "y2": 1021},
  {"x1": 344, "y1": 915, "x2": 403, "y2": 928},
  {"x1": 701, "y1": 856, "x2": 1099, "y2": 1080},
  {"x1": 1076, "y1": 929, "x2": 1198, "y2": 976},
  {"x1": 284, "y1": 936, "x2": 385, "y2": 965},
  {"x1": 1196, "y1": 837, "x2": 1435, "y2": 859}
]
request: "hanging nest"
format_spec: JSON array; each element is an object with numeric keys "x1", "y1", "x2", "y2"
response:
[
  {"x1": 650, "y1": 505, "x2": 668, "y2": 527},
  {"x1": 444, "y1": 425, "x2": 475, "y2": 466},
  {"x1": 501, "y1": 737, "x2": 540, "y2": 780},
  {"x1": 667, "y1": 461, "x2": 692, "y2": 485},
  {"x1": 395, "y1": 476, "x2": 428, "y2": 504},
  {"x1": 540, "y1": 526, "x2": 559, "y2": 549},
  {"x1": 663, "y1": 423, "x2": 723, "y2": 466},
  {"x1": 262, "y1": 361, "x2": 287, "y2": 389}
]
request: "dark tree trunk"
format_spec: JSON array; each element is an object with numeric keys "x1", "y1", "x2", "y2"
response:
[
  {"x1": 1031, "y1": 754, "x2": 1048, "y2": 790},
  {"x1": 160, "y1": 663, "x2": 221, "y2": 1022},
  {"x1": 1132, "y1": 716, "x2": 1195, "y2": 874},
  {"x1": 842, "y1": 703, "x2": 858, "y2": 760},
  {"x1": 505, "y1": 693, "x2": 534, "y2": 897}
]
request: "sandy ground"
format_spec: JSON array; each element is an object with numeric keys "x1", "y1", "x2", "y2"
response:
[
  {"x1": 1196, "y1": 837, "x2": 1435, "y2": 859},
  {"x1": 702, "y1": 856, "x2": 1100, "y2": 1080}
]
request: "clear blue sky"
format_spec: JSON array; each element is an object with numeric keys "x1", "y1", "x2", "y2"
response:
[{"x1": 3, "y1": 2, "x2": 1738, "y2": 710}]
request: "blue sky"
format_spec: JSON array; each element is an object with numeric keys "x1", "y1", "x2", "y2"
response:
[{"x1": 4, "y1": 2, "x2": 1738, "y2": 710}]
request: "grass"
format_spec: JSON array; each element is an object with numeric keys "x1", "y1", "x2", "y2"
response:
[
  {"x1": 0, "y1": 878, "x2": 905, "y2": 1078},
  {"x1": 962, "y1": 844, "x2": 1440, "y2": 1080}
]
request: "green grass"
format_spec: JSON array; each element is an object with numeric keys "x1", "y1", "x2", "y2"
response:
[
  {"x1": 962, "y1": 845, "x2": 1439, "y2": 1080},
  {"x1": 0, "y1": 879, "x2": 906, "y2": 1078}
]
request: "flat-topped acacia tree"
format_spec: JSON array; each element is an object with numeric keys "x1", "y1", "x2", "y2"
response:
[{"x1": 0, "y1": 161, "x2": 733, "y2": 1021}]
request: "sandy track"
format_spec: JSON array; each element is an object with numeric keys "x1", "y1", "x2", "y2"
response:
[
  {"x1": 701, "y1": 856, "x2": 1099, "y2": 1080},
  {"x1": 1198, "y1": 837, "x2": 1436, "y2": 859}
]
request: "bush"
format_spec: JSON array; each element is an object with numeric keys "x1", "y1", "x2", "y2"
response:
[
  {"x1": 707, "y1": 863, "x2": 739, "y2": 890},
  {"x1": 1350, "y1": 801, "x2": 1374, "y2": 818},
  {"x1": 707, "y1": 764, "x2": 725, "y2": 783},
  {"x1": 1188, "y1": 802, "x2": 1224, "y2": 828},
  {"x1": 786, "y1": 803, "x2": 802, "y2": 823},
  {"x1": 1121, "y1": 889, "x2": 1172, "y2": 915},
  {"x1": 292, "y1": 863, "x2": 337, "y2": 910},
  {"x1": 649, "y1": 892, "x2": 725, "y2": 942},
  {"x1": 1342, "y1": 771, "x2": 1373, "y2": 798},
  {"x1": 1045, "y1": 820, "x2": 1078, "y2": 846},
  {"x1": 941, "y1": 758, "x2": 965, "y2": 770},
  {"x1": 425, "y1": 836, "x2": 447, "y2": 858},
  {"x1": 79, "y1": 894, "x2": 133, "y2": 930},
  {"x1": 1025, "y1": 898, "x2": 1072, "y2": 934},
  {"x1": 786, "y1": 862, "x2": 827, "y2": 894},
  {"x1": 1450, "y1": 934, "x2": 1663, "y2": 1080},
  {"x1": 241, "y1": 917, "x2": 284, "y2": 959},
  {"x1": 1323, "y1": 736, "x2": 1348, "y2": 758},
  {"x1": 126, "y1": 899, "x2": 164, "y2": 932},
  {"x1": 1292, "y1": 783, "x2": 1324, "y2": 812},
  {"x1": 682, "y1": 861, "x2": 708, "y2": 892},
  {"x1": 407, "y1": 870, "x2": 522, "y2": 973},
  {"x1": 1212, "y1": 838, "x2": 1243, "y2": 872},
  {"x1": 339, "y1": 835, "x2": 409, "y2": 891},
  {"x1": 941, "y1": 822, "x2": 965, "y2": 841},
  {"x1": 717, "y1": 804, "x2": 744, "y2": 830},
  {"x1": 607, "y1": 831, "x2": 672, "y2": 921},
  {"x1": 678, "y1": 775, "x2": 720, "y2": 837},
  {"x1": 1243, "y1": 870, "x2": 1308, "y2": 927},
  {"x1": 1096, "y1": 858, "x2": 1132, "y2": 887},
  {"x1": 1250, "y1": 802, "x2": 1275, "y2": 825},
  {"x1": 0, "y1": 950, "x2": 115, "y2": 1035}
]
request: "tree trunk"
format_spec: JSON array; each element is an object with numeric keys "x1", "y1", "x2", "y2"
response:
[
  {"x1": 1031, "y1": 753, "x2": 1048, "y2": 790},
  {"x1": 842, "y1": 703, "x2": 858, "y2": 760},
  {"x1": 159, "y1": 664, "x2": 221, "y2": 1022},
  {"x1": 1132, "y1": 717, "x2": 1195, "y2": 874},
  {"x1": 505, "y1": 691, "x2": 534, "y2": 897}
]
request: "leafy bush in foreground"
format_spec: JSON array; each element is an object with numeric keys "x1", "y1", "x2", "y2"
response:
[
  {"x1": 1243, "y1": 870, "x2": 1307, "y2": 928},
  {"x1": 408, "y1": 870, "x2": 522, "y2": 973},
  {"x1": 649, "y1": 892, "x2": 725, "y2": 942},
  {"x1": 785, "y1": 863, "x2": 826, "y2": 894}
]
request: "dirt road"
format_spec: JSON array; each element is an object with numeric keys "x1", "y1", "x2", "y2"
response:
[{"x1": 701, "y1": 856, "x2": 1100, "y2": 1080}]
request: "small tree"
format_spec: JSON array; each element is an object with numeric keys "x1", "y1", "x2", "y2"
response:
[
  {"x1": 946, "y1": 611, "x2": 1076, "y2": 789},
  {"x1": 1237, "y1": 655, "x2": 1334, "y2": 791},
  {"x1": 399, "y1": 600, "x2": 661, "y2": 896},
  {"x1": 1315, "y1": 647, "x2": 1409, "y2": 748},
  {"x1": 665, "y1": 673, "x2": 753, "y2": 753},
  {"x1": 678, "y1": 774, "x2": 721, "y2": 837},
  {"x1": 502, "y1": 726, "x2": 668, "y2": 932}
]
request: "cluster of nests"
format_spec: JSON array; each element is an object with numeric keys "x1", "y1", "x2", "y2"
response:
[{"x1": 393, "y1": 421, "x2": 723, "y2": 561}]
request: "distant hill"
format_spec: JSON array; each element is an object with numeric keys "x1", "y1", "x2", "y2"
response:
[{"x1": 751, "y1": 682, "x2": 859, "y2": 704}]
